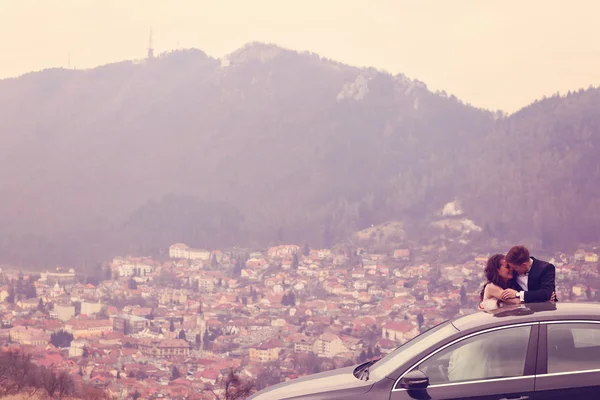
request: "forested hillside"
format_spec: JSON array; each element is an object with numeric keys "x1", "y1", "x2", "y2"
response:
[{"x1": 0, "y1": 43, "x2": 597, "y2": 268}]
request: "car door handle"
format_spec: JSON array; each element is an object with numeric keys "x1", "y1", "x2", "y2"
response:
[{"x1": 499, "y1": 397, "x2": 529, "y2": 400}]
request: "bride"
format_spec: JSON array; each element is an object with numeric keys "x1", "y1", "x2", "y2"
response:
[{"x1": 480, "y1": 254, "x2": 521, "y2": 310}]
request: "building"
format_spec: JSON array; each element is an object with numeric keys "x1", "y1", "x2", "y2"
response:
[
  {"x1": 81, "y1": 301, "x2": 103, "y2": 316},
  {"x1": 169, "y1": 243, "x2": 190, "y2": 259},
  {"x1": 54, "y1": 304, "x2": 76, "y2": 322},
  {"x1": 294, "y1": 339, "x2": 312, "y2": 354},
  {"x1": 65, "y1": 319, "x2": 113, "y2": 339},
  {"x1": 159, "y1": 289, "x2": 188, "y2": 306},
  {"x1": 70, "y1": 283, "x2": 97, "y2": 297},
  {"x1": 169, "y1": 243, "x2": 211, "y2": 261},
  {"x1": 585, "y1": 253, "x2": 599, "y2": 263},
  {"x1": 39, "y1": 268, "x2": 76, "y2": 285},
  {"x1": 393, "y1": 249, "x2": 411, "y2": 261},
  {"x1": 195, "y1": 277, "x2": 215, "y2": 293},
  {"x1": 118, "y1": 263, "x2": 154, "y2": 277},
  {"x1": 574, "y1": 249, "x2": 587, "y2": 262},
  {"x1": 249, "y1": 340, "x2": 281, "y2": 362},
  {"x1": 313, "y1": 333, "x2": 347, "y2": 358},
  {"x1": 572, "y1": 284, "x2": 587, "y2": 297},
  {"x1": 16, "y1": 298, "x2": 40, "y2": 311},
  {"x1": 267, "y1": 245, "x2": 300, "y2": 259},
  {"x1": 112, "y1": 313, "x2": 148, "y2": 334},
  {"x1": 138, "y1": 339, "x2": 190, "y2": 358},
  {"x1": 69, "y1": 339, "x2": 88, "y2": 357},
  {"x1": 188, "y1": 248, "x2": 211, "y2": 261},
  {"x1": 9, "y1": 326, "x2": 50, "y2": 345},
  {"x1": 382, "y1": 321, "x2": 419, "y2": 342}
]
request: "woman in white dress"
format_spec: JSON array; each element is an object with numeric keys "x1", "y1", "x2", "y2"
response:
[
  {"x1": 479, "y1": 254, "x2": 521, "y2": 311},
  {"x1": 446, "y1": 255, "x2": 522, "y2": 382}
]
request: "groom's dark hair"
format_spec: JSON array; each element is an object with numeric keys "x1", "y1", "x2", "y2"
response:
[{"x1": 506, "y1": 245, "x2": 530, "y2": 265}]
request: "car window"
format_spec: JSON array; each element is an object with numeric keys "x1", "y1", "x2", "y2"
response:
[
  {"x1": 547, "y1": 323, "x2": 600, "y2": 374},
  {"x1": 415, "y1": 325, "x2": 531, "y2": 385},
  {"x1": 368, "y1": 320, "x2": 458, "y2": 381}
]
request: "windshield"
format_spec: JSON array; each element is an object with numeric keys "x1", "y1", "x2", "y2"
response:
[{"x1": 367, "y1": 320, "x2": 458, "y2": 381}]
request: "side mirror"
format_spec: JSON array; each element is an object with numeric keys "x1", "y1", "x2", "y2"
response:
[{"x1": 400, "y1": 370, "x2": 429, "y2": 390}]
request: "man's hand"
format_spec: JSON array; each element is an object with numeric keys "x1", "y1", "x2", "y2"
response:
[{"x1": 501, "y1": 289, "x2": 518, "y2": 301}]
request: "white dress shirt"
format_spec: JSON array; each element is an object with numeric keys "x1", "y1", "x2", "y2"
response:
[{"x1": 516, "y1": 257, "x2": 533, "y2": 301}]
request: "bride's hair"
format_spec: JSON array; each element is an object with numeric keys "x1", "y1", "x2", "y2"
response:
[{"x1": 479, "y1": 253, "x2": 508, "y2": 301}]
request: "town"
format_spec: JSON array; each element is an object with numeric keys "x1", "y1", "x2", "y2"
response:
[{"x1": 0, "y1": 243, "x2": 599, "y2": 399}]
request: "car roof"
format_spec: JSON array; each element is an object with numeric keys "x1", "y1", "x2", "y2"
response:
[{"x1": 451, "y1": 302, "x2": 600, "y2": 332}]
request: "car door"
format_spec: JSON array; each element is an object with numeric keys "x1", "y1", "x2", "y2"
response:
[
  {"x1": 534, "y1": 321, "x2": 600, "y2": 399},
  {"x1": 390, "y1": 323, "x2": 539, "y2": 400}
]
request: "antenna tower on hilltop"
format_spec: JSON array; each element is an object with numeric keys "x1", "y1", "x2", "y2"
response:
[{"x1": 147, "y1": 28, "x2": 155, "y2": 59}]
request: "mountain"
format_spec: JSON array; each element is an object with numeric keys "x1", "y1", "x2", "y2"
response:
[
  {"x1": 0, "y1": 43, "x2": 598, "y2": 268},
  {"x1": 463, "y1": 88, "x2": 600, "y2": 249}
]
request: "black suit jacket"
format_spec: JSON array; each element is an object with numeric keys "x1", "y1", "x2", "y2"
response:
[{"x1": 512, "y1": 257, "x2": 557, "y2": 303}]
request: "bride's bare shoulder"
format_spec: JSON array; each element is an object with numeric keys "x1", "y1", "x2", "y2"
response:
[{"x1": 484, "y1": 283, "x2": 502, "y2": 298}]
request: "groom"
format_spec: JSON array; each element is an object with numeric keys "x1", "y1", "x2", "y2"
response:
[{"x1": 501, "y1": 245, "x2": 557, "y2": 303}]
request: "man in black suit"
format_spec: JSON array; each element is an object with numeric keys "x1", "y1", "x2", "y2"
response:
[{"x1": 501, "y1": 245, "x2": 557, "y2": 303}]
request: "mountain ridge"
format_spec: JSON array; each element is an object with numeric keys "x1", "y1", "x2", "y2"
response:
[{"x1": 0, "y1": 43, "x2": 598, "y2": 268}]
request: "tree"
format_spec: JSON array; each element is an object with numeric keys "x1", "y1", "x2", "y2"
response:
[
  {"x1": 127, "y1": 278, "x2": 138, "y2": 290},
  {"x1": 178, "y1": 329, "x2": 186, "y2": 340},
  {"x1": 302, "y1": 242, "x2": 310, "y2": 257},
  {"x1": 132, "y1": 391, "x2": 141, "y2": 400},
  {"x1": 82, "y1": 346, "x2": 89, "y2": 358},
  {"x1": 203, "y1": 329, "x2": 211, "y2": 350},
  {"x1": 211, "y1": 254, "x2": 219, "y2": 268},
  {"x1": 50, "y1": 330, "x2": 74, "y2": 348},
  {"x1": 366, "y1": 347, "x2": 374, "y2": 360},
  {"x1": 288, "y1": 291, "x2": 296, "y2": 307},
  {"x1": 102, "y1": 265, "x2": 112, "y2": 281},
  {"x1": 169, "y1": 320, "x2": 175, "y2": 332},
  {"x1": 460, "y1": 285, "x2": 468, "y2": 306},
  {"x1": 358, "y1": 350, "x2": 367, "y2": 362},
  {"x1": 6, "y1": 284, "x2": 15, "y2": 304},
  {"x1": 211, "y1": 368, "x2": 254, "y2": 400},
  {"x1": 56, "y1": 370, "x2": 76, "y2": 398},
  {"x1": 73, "y1": 301, "x2": 81, "y2": 316},
  {"x1": 37, "y1": 297, "x2": 45, "y2": 312},
  {"x1": 171, "y1": 366, "x2": 181, "y2": 380},
  {"x1": 291, "y1": 253, "x2": 299, "y2": 269},
  {"x1": 233, "y1": 259, "x2": 243, "y2": 277},
  {"x1": 373, "y1": 345, "x2": 382, "y2": 357},
  {"x1": 22, "y1": 279, "x2": 36, "y2": 299},
  {"x1": 417, "y1": 313, "x2": 425, "y2": 330}
]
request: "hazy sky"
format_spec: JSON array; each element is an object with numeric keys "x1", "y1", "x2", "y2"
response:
[{"x1": 1, "y1": 0, "x2": 599, "y2": 112}]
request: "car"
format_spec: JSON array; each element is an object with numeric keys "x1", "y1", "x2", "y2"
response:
[{"x1": 249, "y1": 302, "x2": 600, "y2": 399}]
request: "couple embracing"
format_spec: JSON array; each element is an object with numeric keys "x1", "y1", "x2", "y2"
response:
[{"x1": 480, "y1": 245, "x2": 557, "y2": 311}]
